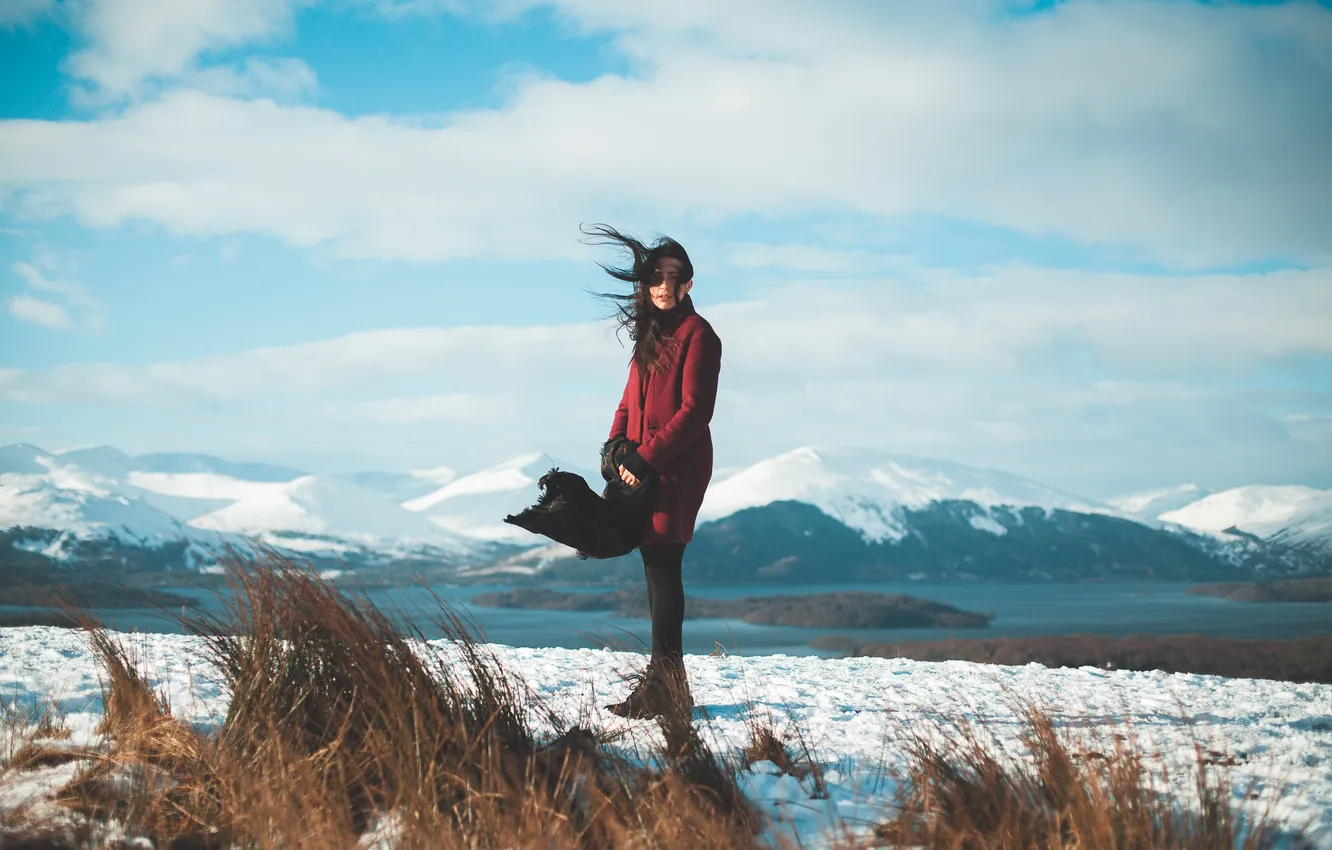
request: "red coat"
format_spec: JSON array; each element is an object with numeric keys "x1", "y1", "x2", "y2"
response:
[{"x1": 609, "y1": 296, "x2": 723, "y2": 545}]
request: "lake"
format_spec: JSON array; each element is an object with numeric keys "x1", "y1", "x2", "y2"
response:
[{"x1": 5, "y1": 581, "x2": 1330, "y2": 657}]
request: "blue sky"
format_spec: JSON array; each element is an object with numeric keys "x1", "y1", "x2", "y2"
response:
[{"x1": 0, "y1": 0, "x2": 1329, "y2": 497}]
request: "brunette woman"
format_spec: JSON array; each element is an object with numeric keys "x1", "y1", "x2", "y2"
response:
[{"x1": 586, "y1": 224, "x2": 723, "y2": 719}]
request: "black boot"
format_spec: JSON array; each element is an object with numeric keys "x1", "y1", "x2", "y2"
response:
[
  {"x1": 605, "y1": 668, "x2": 659, "y2": 719},
  {"x1": 606, "y1": 658, "x2": 693, "y2": 720}
]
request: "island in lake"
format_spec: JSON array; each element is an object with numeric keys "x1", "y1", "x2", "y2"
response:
[
  {"x1": 469, "y1": 589, "x2": 994, "y2": 630},
  {"x1": 0, "y1": 562, "x2": 198, "y2": 624},
  {"x1": 811, "y1": 634, "x2": 1332, "y2": 684},
  {"x1": 1186, "y1": 576, "x2": 1332, "y2": 604}
]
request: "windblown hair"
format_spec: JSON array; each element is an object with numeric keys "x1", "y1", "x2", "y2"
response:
[{"x1": 582, "y1": 223, "x2": 693, "y2": 372}]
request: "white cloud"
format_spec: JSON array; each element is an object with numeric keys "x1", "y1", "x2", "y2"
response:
[
  {"x1": 709, "y1": 267, "x2": 1332, "y2": 380},
  {"x1": 1, "y1": 1, "x2": 1328, "y2": 265},
  {"x1": 52, "y1": 0, "x2": 450, "y2": 100},
  {"x1": 7, "y1": 260, "x2": 103, "y2": 331},
  {"x1": 0, "y1": 0, "x2": 53, "y2": 27},
  {"x1": 7, "y1": 294, "x2": 72, "y2": 329},
  {"x1": 12, "y1": 261, "x2": 98, "y2": 308},
  {"x1": 1, "y1": 265, "x2": 1327, "y2": 493},
  {"x1": 64, "y1": 0, "x2": 300, "y2": 99},
  {"x1": 183, "y1": 56, "x2": 318, "y2": 102},
  {"x1": 0, "y1": 320, "x2": 618, "y2": 405}
]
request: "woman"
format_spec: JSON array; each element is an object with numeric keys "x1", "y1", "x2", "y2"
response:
[{"x1": 586, "y1": 224, "x2": 723, "y2": 719}]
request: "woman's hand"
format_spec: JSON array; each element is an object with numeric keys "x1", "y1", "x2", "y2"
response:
[{"x1": 619, "y1": 464, "x2": 640, "y2": 487}]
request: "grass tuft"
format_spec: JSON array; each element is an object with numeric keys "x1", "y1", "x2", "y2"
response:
[
  {"x1": 875, "y1": 700, "x2": 1309, "y2": 849},
  {"x1": 741, "y1": 711, "x2": 826, "y2": 799},
  {"x1": 51, "y1": 549, "x2": 765, "y2": 848}
]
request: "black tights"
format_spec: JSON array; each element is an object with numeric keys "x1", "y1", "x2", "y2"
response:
[{"x1": 640, "y1": 543, "x2": 686, "y2": 665}]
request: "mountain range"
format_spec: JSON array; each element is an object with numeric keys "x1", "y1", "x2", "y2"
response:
[{"x1": 2, "y1": 442, "x2": 1329, "y2": 584}]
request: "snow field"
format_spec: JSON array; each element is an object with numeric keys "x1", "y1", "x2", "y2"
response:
[{"x1": 3, "y1": 626, "x2": 1330, "y2": 846}]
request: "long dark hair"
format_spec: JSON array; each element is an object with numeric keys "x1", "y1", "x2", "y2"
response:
[{"x1": 582, "y1": 223, "x2": 694, "y2": 373}]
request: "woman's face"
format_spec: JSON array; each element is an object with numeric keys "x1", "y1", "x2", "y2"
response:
[{"x1": 647, "y1": 258, "x2": 692, "y2": 310}]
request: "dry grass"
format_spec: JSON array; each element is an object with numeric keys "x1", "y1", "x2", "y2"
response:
[
  {"x1": 874, "y1": 701, "x2": 1310, "y2": 849},
  {"x1": 2, "y1": 691, "x2": 74, "y2": 774},
  {"x1": 56, "y1": 623, "x2": 218, "y2": 844},
  {"x1": 741, "y1": 711, "x2": 826, "y2": 799},
  {"x1": 49, "y1": 552, "x2": 759, "y2": 849},
  {"x1": 0, "y1": 551, "x2": 1316, "y2": 848},
  {"x1": 2, "y1": 702, "x2": 70, "y2": 754}
]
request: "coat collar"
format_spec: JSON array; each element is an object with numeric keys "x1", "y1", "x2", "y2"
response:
[{"x1": 652, "y1": 293, "x2": 696, "y2": 332}]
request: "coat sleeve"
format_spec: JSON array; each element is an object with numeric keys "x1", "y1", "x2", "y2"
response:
[
  {"x1": 637, "y1": 325, "x2": 722, "y2": 471},
  {"x1": 608, "y1": 365, "x2": 633, "y2": 441}
]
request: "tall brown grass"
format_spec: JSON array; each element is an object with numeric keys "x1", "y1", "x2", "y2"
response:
[
  {"x1": 61, "y1": 552, "x2": 759, "y2": 849},
  {"x1": 61, "y1": 625, "x2": 213, "y2": 842},
  {"x1": 874, "y1": 702, "x2": 1310, "y2": 849},
  {"x1": 0, "y1": 550, "x2": 1315, "y2": 848},
  {"x1": 1, "y1": 690, "x2": 73, "y2": 774}
]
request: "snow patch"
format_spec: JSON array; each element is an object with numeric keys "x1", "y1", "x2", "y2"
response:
[
  {"x1": 128, "y1": 471, "x2": 266, "y2": 501},
  {"x1": 968, "y1": 512, "x2": 1008, "y2": 536}
]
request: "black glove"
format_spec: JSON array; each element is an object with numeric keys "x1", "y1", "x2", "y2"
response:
[
  {"x1": 620, "y1": 450, "x2": 658, "y2": 484},
  {"x1": 601, "y1": 436, "x2": 636, "y2": 482}
]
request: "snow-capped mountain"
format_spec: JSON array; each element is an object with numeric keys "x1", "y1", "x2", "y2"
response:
[
  {"x1": 403, "y1": 453, "x2": 595, "y2": 543},
  {"x1": 1158, "y1": 485, "x2": 1332, "y2": 556},
  {"x1": 540, "y1": 451, "x2": 1329, "y2": 584},
  {"x1": 1, "y1": 444, "x2": 302, "y2": 533},
  {"x1": 699, "y1": 446, "x2": 1109, "y2": 543},
  {"x1": 4, "y1": 442, "x2": 1328, "y2": 581},
  {"x1": 184, "y1": 475, "x2": 472, "y2": 552},
  {"x1": 1, "y1": 445, "x2": 205, "y2": 542},
  {"x1": 0, "y1": 444, "x2": 486, "y2": 563},
  {"x1": 0, "y1": 468, "x2": 194, "y2": 543},
  {"x1": 0, "y1": 445, "x2": 247, "y2": 570}
]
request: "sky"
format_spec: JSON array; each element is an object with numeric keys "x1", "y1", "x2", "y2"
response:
[{"x1": 0, "y1": 0, "x2": 1329, "y2": 499}]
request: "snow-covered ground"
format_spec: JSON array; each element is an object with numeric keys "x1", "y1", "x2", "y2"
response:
[{"x1": 2, "y1": 627, "x2": 1329, "y2": 846}]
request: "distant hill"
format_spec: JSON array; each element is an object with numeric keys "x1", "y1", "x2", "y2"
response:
[{"x1": 3, "y1": 442, "x2": 1328, "y2": 585}]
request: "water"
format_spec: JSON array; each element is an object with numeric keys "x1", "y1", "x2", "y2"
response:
[{"x1": 5, "y1": 582, "x2": 1329, "y2": 657}]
